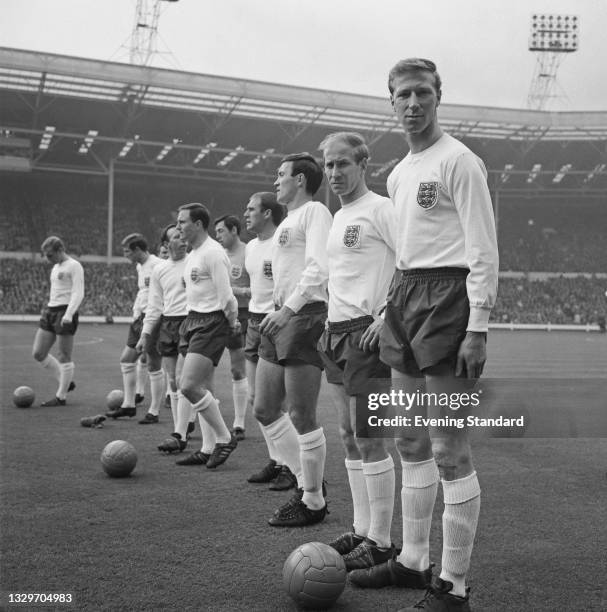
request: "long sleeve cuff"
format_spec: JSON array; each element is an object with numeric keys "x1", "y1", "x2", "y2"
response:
[
  {"x1": 284, "y1": 291, "x2": 308, "y2": 314},
  {"x1": 142, "y1": 319, "x2": 157, "y2": 336},
  {"x1": 467, "y1": 306, "x2": 491, "y2": 332}
]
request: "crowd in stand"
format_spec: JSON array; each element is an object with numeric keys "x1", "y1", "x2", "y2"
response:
[
  {"x1": 497, "y1": 199, "x2": 606, "y2": 273},
  {"x1": 1, "y1": 182, "x2": 606, "y2": 272},
  {"x1": 0, "y1": 259, "x2": 137, "y2": 318},
  {"x1": 491, "y1": 276, "x2": 606, "y2": 326},
  {"x1": 1, "y1": 258, "x2": 605, "y2": 326},
  {"x1": 1, "y1": 187, "x2": 606, "y2": 325}
]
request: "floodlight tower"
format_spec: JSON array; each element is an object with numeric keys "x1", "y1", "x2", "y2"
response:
[
  {"x1": 527, "y1": 14, "x2": 579, "y2": 110},
  {"x1": 129, "y1": 0, "x2": 179, "y2": 66}
]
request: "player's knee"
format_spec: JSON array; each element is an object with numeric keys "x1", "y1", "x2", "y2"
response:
[
  {"x1": 253, "y1": 403, "x2": 274, "y2": 426},
  {"x1": 289, "y1": 410, "x2": 315, "y2": 434},
  {"x1": 338, "y1": 423, "x2": 356, "y2": 447},
  {"x1": 32, "y1": 348, "x2": 46, "y2": 362},
  {"x1": 431, "y1": 439, "x2": 471, "y2": 474},
  {"x1": 179, "y1": 379, "x2": 197, "y2": 402},
  {"x1": 395, "y1": 435, "x2": 431, "y2": 462},
  {"x1": 56, "y1": 349, "x2": 70, "y2": 363},
  {"x1": 356, "y1": 437, "x2": 385, "y2": 461},
  {"x1": 230, "y1": 366, "x2": 245, "y2": 380},
  {"x1": 147, "y1": 356, "x2": 162, "y2": 372},
  {"x1": 342, "y1": 436, "x2": 359, "y2": 458}
]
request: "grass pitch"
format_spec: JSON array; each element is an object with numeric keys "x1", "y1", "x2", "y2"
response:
[{"x1": 1, "y1": 324, "x2": 606, "y2": 611}]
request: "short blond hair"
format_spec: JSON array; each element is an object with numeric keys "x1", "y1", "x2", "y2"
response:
[{"x1": 318, "y1": 132, "x2": 370, "y2": 164}]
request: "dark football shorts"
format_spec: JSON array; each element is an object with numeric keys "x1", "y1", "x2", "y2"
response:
[
  {"x1": 258, "y1": 301, "x2": 327, "y2": 369},
  {"x1": 158, "y1": 315, "x2": 186, "y2": 357},
  {"x1": 379, "y1": 268, "x2": 470, "y2": 376},
  {"x1": 318, "y1": 315, "x2": 390, "y2": 395},
  {"x1": 126, "y1": 314, "x2": 145, "y2": 349},
  {"x1": 244, "y1": 312, "x2": 267, "y2": 363},
  {"x1": 39, "y1": 305, "x2": 79, "y2": 336},
  {"x1": 178, "y1": 310, "x2": 229, "y2": 366},
  {"x1": 225, "y1": 307, "x2": 249, "y2": 350}
]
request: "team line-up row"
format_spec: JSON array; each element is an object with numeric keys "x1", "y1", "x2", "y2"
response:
[{"x1": 32, "y1": 59, "x2": 498, "y2": 612}]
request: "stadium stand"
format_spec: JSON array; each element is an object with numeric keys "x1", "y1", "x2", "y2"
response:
[
  {"x1": 492, "y1": 275, "x2": 606, "y2": 325},
  {"x1": 2, "y1": 176, "x2": 605, "y2": 270},
  {"x1": 1, "y1": 49, "x2": 605, "y2": 325},
  {"x1": 498, "y1": 199, "x2": 607, "y2": 273},
  {"x1": 0, "y1": 259, "x2": 137, "y2": 317},
  {"x1": 0, "y1": 174, "x2": 253, "y2": 256},
  {"x1": 1, "y1": 257, "x2": 604, "y2": 324}
]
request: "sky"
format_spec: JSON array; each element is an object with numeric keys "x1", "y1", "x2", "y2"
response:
[{"x1": 2, "y1": 0, "x2": 606, "y2": 111}]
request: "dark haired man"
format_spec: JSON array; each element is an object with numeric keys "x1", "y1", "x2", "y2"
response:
[
  {"x1": 107, "y1": 233, "x2": 163, "y2": 420},
  {"x1": 214, "y1": 214, "x2": 250, "y2": 441},
  {"x1": 255, "y1": 153, "x2": 333, "y2": 527},
  {"x1": 33, "y1": 236, "x2": 84, "y2": 406},
  {"x1": 351, "y1": 58, "x2": 499, "y2": 612},
  {"x1": 175, "y1": 203, "x2": 239, "y2": 469}
]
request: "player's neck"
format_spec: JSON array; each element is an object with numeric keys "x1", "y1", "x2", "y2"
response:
[
  {"x1": 340, "y1": 184, "x2": 369, "y2": 207},
  {"x1": 190, "y1": 233, "x2": 207, "y2": 250},
  {"x1": 226, "y1": 239, "x2": 243, "y2": 254},
  {"x1": 407, "y1": 124, "x2": 443, "y2": 154},
  {"x1": 286, "y1": 191, "x2": 312, "y2": 212},
  {"x1": 257, "y1": 225, "x2": 276, "y2": 241}
]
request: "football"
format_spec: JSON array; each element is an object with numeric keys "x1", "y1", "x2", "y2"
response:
[
  {"x1": 13, "y1": 386, "x2": 35, "y2": 408},
  {"x1": 100, "y1": 440, "x2": 138, "y2": 477},
  {"x1": 282, "y1": 541, "x2": 347, "y2": 609},
  {"x1": 106, "y1": 389, "x2": 124, "y2": 411}
]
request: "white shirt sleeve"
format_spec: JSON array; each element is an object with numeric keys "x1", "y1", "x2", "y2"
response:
[
  {"x1": 210, "y1": 251, "x2": 238, "y2": 326},
  {"x1": 374, "y1": 200, "x2": 397, "y2": 255},
  {"x1": 142, "y1": 267, "x2": 163, "y2": 336},
  {"x1": 284, "y1": 204, "x2": 331, "y2": 312},
  {"x1": 374, "y1": 201, "x2": 397, "y2": 313},
  {"x1": 65, "y1": 261, "x2": 84, "y2": 320},
  {"x1": 448, "y1": 152, "x2": 499, "y2": 332},
  {"x1": 133, "y1": 264, "x2": 143, "y2": 320}
]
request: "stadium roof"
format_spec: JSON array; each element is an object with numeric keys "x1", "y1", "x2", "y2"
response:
[{"x1": 1, "y1": 47, "x2": 606, "y2": 195}]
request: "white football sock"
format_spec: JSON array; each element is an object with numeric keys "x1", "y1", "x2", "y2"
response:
[
  {"x1": 193, "y1": 391, "x2": 231, "y2": 444},
  {"x1": 136, "y1": 359, "x2": 146, "y2": 397},
  {"x1": 258, "y1": 421, "x2": 281, "y2": 464},
  {"x1": 264, "y1": 414, "x2": 302, "y2": 486},
  {"x1": 298, "y1": 428, "x2": 326, "y2": 511},
  {"x1": 120, "y1": 362, "x2": 137, "y2": 407},
  {"x1": 57, "y1": 361, "x2": 75, "y2": 400},
  {"x1": 231, "y1": 378, "x2": 248, "y2": 430},
  {"x1": 363, "y1": 456, "x2": 395, "y2": 549},
  {"x1": 345, "y1": 458, "x2": 370, "y2": 538},
  {"x1": 175, "y1": 391, "x2": 192, "y2": 440},
  {"x1": 169, "y1": 391, "x2": 179, "y2": 430},
  {"x1": 397, "y1": 458, "x2": 440, "y2": 571},
  {"x1": 147, "y1": 369, "x2": 165, "y2": 416},
  {"x1": 440, "y1": 472, "x2": 481, "y2": 597},
  {"x1": 198, "y1": 413, "x2": 217, "y2": 454}
]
